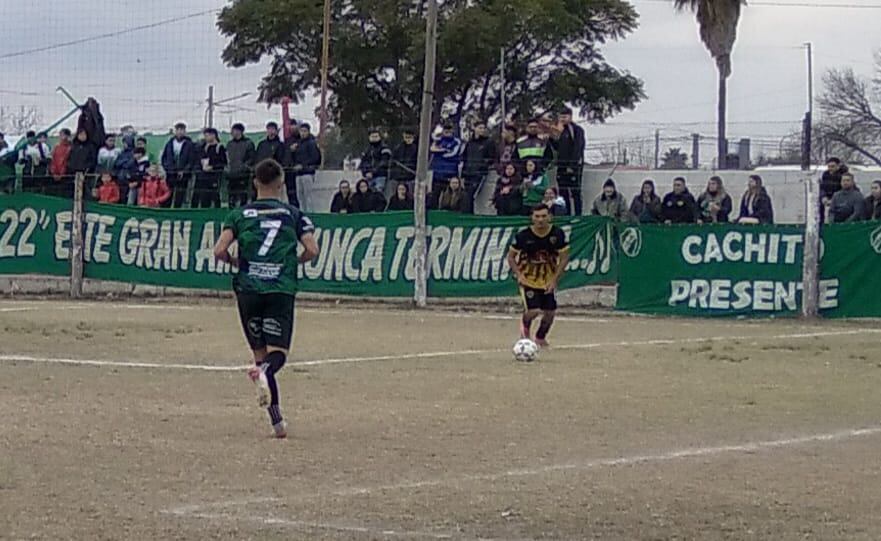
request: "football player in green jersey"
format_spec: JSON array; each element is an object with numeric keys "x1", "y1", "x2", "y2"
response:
[{"x1": 214, "y1": 159, "x2": 320, "y2": 438}]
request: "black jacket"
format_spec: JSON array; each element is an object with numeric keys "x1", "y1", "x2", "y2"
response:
[
  {"x1": 865, "y1": 195, "x2": 881, "y2": 220},
  {"x1": 351, "y1": 190, "x2": 386, "y2": 213},
  {"x1": 359, "y1": 142, "x2": 392, "y2": 178},
  {"x1": 386, "y1": 195, "x2": 414, "y2": 211},
  {"x1": 67, "y1": 139, "x2": 98, "y2": 175},
  {"x1": 226, "y1": 137, "x2": 256, "y2": 177},
  {"x1": 630, "y1": 194, "x2": 662, "y2": 223},
  {"x1": 461, "y1": 135, "x2": 498, "y2": 180},
  {"x1": 661, "y1": 190, "x2": 698, "y2": 223},
  {"x1": 291, "y1": 135, "x2": 321, "y2": 176},
  {"x1": 552, "y1": 123, "x2": 586, "y2": 170},
  {"x1": 493, "y1": 176, "x2": 523, "y2": 216},
  {"x1": 820, "y1": 165, "x2": 849, "y2": 199},
  {"x1": 390, "y1": 141, "x2": 418, "y2": 182},
  {"x1": 330, "y1": 192, "x2": 353, "y2": 213},
  {"x1": 738, "y1": 190, "x2": 775, "y2": 224},
  {"x1": 76, "y1": 98, "x2": 106, "y2": 149},
  {"x1": 161, "y1": 136, "x2": 196, "y2": 176},
  {"x1": 255, "y1": 136, "x2": 287, "y2": 165},
  {"x1": 197, "y1": 142, "x2": 227, "y2": 173}
]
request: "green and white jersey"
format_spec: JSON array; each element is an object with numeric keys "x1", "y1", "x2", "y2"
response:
[{"x1": 223, "y1": 199, "x2": 315, "y2": 295}]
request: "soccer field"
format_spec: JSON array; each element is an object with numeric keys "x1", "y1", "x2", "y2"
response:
[{"x1": 2, "y1": 299, "x2": 881, "y2": 540}]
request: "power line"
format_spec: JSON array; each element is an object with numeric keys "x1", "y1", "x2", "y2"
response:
[
  {"x1": 636, "y1": 0, "x2": 881, "y2": 7},
  {"x1": 0, "y1": 8, "x2": 220, "y2": 62}
]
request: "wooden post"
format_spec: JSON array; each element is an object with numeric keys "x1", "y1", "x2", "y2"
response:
[
  {"x1": 69, "y1": 172, "x2": 85, "y2": 298},
  {"x1": 412, "y1": 0, "x2": 438, "y2": 308},
  {"x1": 802, "y1": 174, "x2": 820, "y2": 318}
]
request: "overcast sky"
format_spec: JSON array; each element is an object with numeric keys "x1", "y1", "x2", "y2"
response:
[{"x1": 0, "y1": 0, "x2": 878, "y2": 164}]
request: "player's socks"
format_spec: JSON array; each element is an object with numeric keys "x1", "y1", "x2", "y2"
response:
[
  {"x1": 520, "y1": 315, "x2": 535, "y2": 338},
  {"x1": 263, "y1": 351, "x2": 288, "y2": 428},
  {"x1": 535, "y1": 320, "x2": 553, "y2": 344}
]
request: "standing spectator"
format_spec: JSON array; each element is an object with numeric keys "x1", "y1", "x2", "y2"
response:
[
  {"x1": 161, "y1": 123, "x2": 197, "y2": 207},
  {"x1": 288, "y1": 122, "x2": 321, "y2": 207},
  {"x1": 661, "y1": 177, "x2": 698, "y2": 224},
  {"x1": 127, "y1": 147, "x2": 150, "y2": 205},
  {"x1": 387, "y1": 182, "x2": 414, "y2": 211},
  {"x1": 438, "y1": 177, "x2": 469, "y2": 213},
  {"x1": 865, "y1": 180, "x2": 881, "y2": 220},
  {"x1": 330, "y1": 180, "x2": 354, "y2": 213},
  {"x1": 492, "y1": 163, "x2": 523, "y2": 216},
  {"x1": 19, "y1": 131, "x2": 51, "y2": 192},
  {"x1": 591, "y1": 178, "x2": 629, "y2": 221},
  {"x1": 96, "y1": 134, "x2": 121, "y2": 174},
  {"x1": 542, "y1": 186, "x2": 568, "y2": 216},
  {"x1": 697, "y1": 175, "x2": 733, "y2": 223},
  {"x1": 820, "y1": 157, "x2": 847, "y2": 224},
  {"x1": 67, "y1": 128, "x2": 98, "y2": 187},
  {"x1": 76, "y1": 97, "x2": 106, "y2": 149},
  {"x1": 255, "y1": 121, "x2": 287, "y2": 167},
  {"x1": 830, "y1": 173, "x2": 865, "y2": 223},
  {"x1": 135, "y1": 136, "x2": 150, "y2": 160},
  {"x1": 48, "y1": 128, "x2": 72, "y2": 196},
  {"x1": 195, "y1": 128, "x2": 227, "y2": 208},
  {"x1": 496, "y1": 124, "x2": 518, "y2": 176},
  {"x1": 461, "y1": 121, "x2": 498, "y2": 213},
  {"x1": 390, "y1": 129, "x2": 418, "y2": 185},
  {"x1": 551, "y1": 107, "x2": 586, "y2": 216},
  {"x1": 114, "y1": 134, "x2": 138, "y2": 202},
  {"x1": 429, "y1": 124, "x2": 462, "y2": 206},
  {"x1": 736, "y1": 174, "x2": 774, "y2": 225},
  {"x1": 521, "y1": 159, "x2": 549, "y2": 207},
  {"x1": 630, "y1": 179, "x2": 662, "y2": 223},
  {"x1": 0, "y1": 132, "x2": 7, "y2": 154},
  {"x1": 359, "y1": 129, "x2": 392, "y2": 192},
  {"x1": 137, "y1": 164, "x2": 172, "y2": 208},
  {"x1": 226, "y1": 123, "x2": 256, "y2": 207},
  {"x1": 351, "y1": 179, "x2": 385, "y2": 213},
  {"x1": 95, "y1": 171, "x2": 120, "y2": 204},
  {"x1": 514, "y1": 119, "x2": 553, "y2": 176}
]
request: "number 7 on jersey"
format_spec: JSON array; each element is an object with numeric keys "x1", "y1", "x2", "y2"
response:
[{"x1": 258, "y1": 220, "x2": 282, "y2": 256}]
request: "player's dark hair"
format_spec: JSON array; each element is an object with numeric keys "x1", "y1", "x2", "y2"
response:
[
  {"x1": 673, "y1": 176, "x2": 686, "y2": 183},
  {"x1": 254, "y1": 159, "x2": 284, "y2": 185},
  {"x1": 826, "y1": 157, "x2": 841, "y2": 165},
  {"x1": 133, "y1": 147, "x2": 146, "y2": 156},
  {"x1": 531, "y1": 203, "x2": 550, "y2": 215},
  {"x1": 174, "y1": 122, "x2": 187, "y2": 130}
]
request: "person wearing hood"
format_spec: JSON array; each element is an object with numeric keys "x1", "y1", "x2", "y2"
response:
[
  {"x1": 661, "y1": 177, "x2": 698, "y2": 224},
  {"x1": 697, "y1": 175, "x2": 733, "y2": 223},
  {"x1": 113, "y1": 133, "x2": 138, "y2": 202},
  {"x1": 287, "y1": 122, "x2": 321, "y2": 207},
  {"x1": 492, "y1": 163, "x2": 524, "y2": 216},
  {"x1": 330, "y1": 180, "x2": 354, "y2": 213},
  {"x1": 629, "y1": 179, "x2": 662, "y2": 223},
  {"x1": 542, "y1": 186, "x2": 567, "y2": 216},
  {"x1": 737, "y1": 175, "x2": 774, "y2": 224},
  {"x1": 461, "y1": 121, "x2": 497, "y2": 213},
  {"x1": 226, "y1": 123, "x2": 256, "y2": 207},
  {"x1": 254, "y1": 122, "x2": 287, "y2": 165},
  {"x1": 591, "y1": 179, "x2": 630, "y2": 221},
  {"x1": 390, "y1": 129, "x2": 418, "y2": 185},
  {"x1": 67, "y1": 128, "x2": 98, "y2": 183},
  {"x1": 351, "y1": 179, "x2": 386, "y2": 213},
  {"x1": 429, "y1": 124, "x2": 463, "y2": 206},
  {"x1": 864, "y1": 180, "x2": 881, "y2": 220},
  {"x1": 830, "y1": 173, "x2": 865, "y2": 223},
  {"x1": 438, "y1": 177, "x2": 469, "y2": 213},
  {"x1": 359, "y1": 129, "x2": 392, "y2": 192},
  {"x1": 387, "y1": 182, "x2": 414, "y2": 211},
  {"x1": 161, "y1": 122, "x2": 196, "y2": 207}
]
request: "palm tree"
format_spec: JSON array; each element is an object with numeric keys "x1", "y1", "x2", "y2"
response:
[{"x1": 674, "y1": 0, "x2": 744, "y2": 169}]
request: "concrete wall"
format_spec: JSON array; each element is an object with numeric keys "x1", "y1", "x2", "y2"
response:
[{"x1": 295, "y1": 169, "x2": 813, "y2": 224}]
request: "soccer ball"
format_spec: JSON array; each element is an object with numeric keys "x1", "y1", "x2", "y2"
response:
[{"x1": 512, "y1": 338, "x2": 539, "y2": 362}]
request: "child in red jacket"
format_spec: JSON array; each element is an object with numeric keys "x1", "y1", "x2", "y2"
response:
[
  {"x1": 95, "y1": 172, "x2": 120, "y2": 204},
  {"x1": 138, "y1": 164, "x2": 171, "y2": 207}
]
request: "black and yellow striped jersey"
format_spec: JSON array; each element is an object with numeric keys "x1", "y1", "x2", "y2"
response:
[{"x1": 510, "y1": 226, "x2": 569, "y2": 289}]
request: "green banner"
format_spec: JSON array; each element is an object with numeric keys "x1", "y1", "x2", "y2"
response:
[
  {"x1": 0, "y1": 194, "x2": 615, "y2": 297},
  {"x1": 616, "y1": 223, "x2": 842, "y2": 317},
  {"x1": 0, "y1": 194, "x2": 70, "y2": 277},
  {"x1": 820, "y1": 221, "x2": 881, "y2": 318}
]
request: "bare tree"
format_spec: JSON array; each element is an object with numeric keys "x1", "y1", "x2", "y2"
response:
[
  {"x1": 817, "y1": 55, "x2": 881, "y2": 166},
  {"x1": 0, "y1": 105, "x2": 42, "y2": 135}
]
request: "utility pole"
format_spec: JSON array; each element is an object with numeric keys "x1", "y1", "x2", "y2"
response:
[
  {"x1": 499, "y1": 48, "x2": 506, "y2": 132},
  {"x1": 801, "y1": 41, "x2": 819, "y2": 319},
  {"x1": 654, "y1": 129, "x2": 660, "y2": 169},
  {"x1": 691, "y1": 133, "x2": 700, "y2": 169},
  {"x1": 207, "y1": 85, "x2": 215, "y2": 128},
  {"x1": 413, "y1": 0, "x2": 438, "y2": 308},
  {"x1": 319, "y1": 0, "x2": 332, "y2": 150},
  {"x1": 801, "y1": 42, "x2": 813, "y2": 171}
]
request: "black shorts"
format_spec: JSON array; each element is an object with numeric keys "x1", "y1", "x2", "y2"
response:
[
  {"x1": 236, "y1": 292, "x2": 296, "y2": 351},
  {"x1": 519, "y1": 286, "x2": 557, "y2": 311}
]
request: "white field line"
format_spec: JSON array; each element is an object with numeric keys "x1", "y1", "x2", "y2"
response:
[
  {"x1": 1, "y1": 328, "x2": 879, "y2": 371},
  {"x1": 0, "y1": 307, "x2": 37, "y2": 313},
  {"x1": 330, "y1": 425, "x2": 881, "y2": 497},
  {"x1": 165, "y1": 499, "x2": 455, "y2": 540}
]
